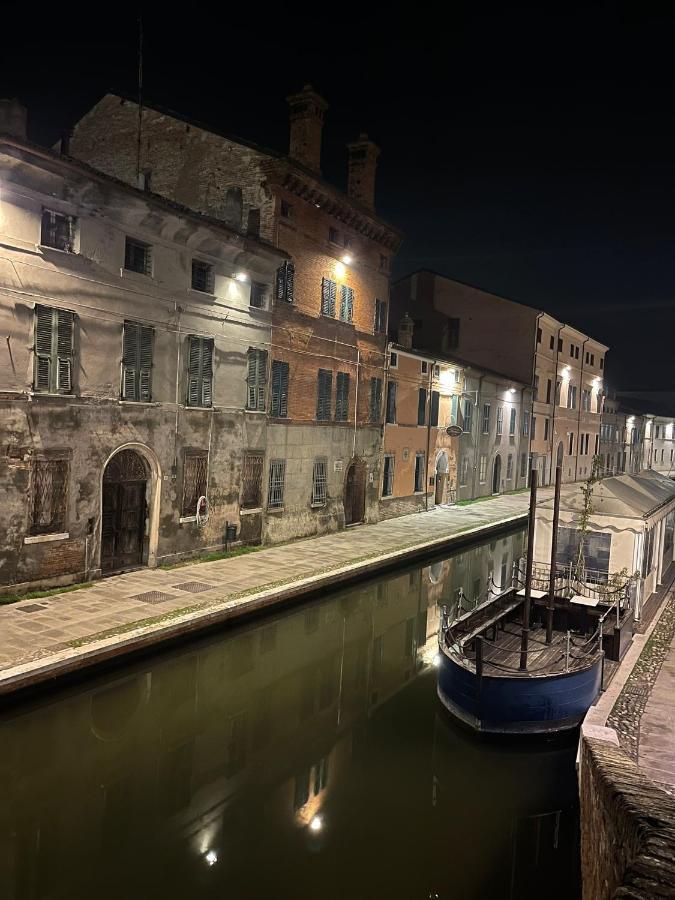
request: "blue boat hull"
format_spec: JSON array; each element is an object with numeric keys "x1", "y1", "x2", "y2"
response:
[{"x1": 437, "y1": 650, "x2": 603, "y2": 734}]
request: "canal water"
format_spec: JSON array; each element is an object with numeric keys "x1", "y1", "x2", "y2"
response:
[{"x1": 0, "y1": 526, "x2": 581, "y2": 900}]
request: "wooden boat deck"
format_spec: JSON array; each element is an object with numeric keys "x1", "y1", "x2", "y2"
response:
[{"x1": 475, "y1": 623, "x2": 596, "y2": 675}]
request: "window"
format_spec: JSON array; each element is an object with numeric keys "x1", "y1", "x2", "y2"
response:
[
  {"x1": 421, "y1": 360, "x2": 428, "y2": 375},
  {"x1": 569, "y1": 344, "x2": 574, "y2": 357},
  {"x1": 568, "y1": 385, "x2": 577, "y2": 410},
  {"x1": 575, "y1": 346, "x2": 580, "y2": 359},
  {"x1": 41, "y1": 209, "x2": 75, "y2": 252},
  {"x1": 533, "y1": 374, "x2": 539, "y2": 400},
  {"x1": 463, "y1": 399, "x2": 473, "y2": 434},
  {"x1": 520, "y1": 453, "x2": 527, "y2": 478},
  {"x1": 33, "y1": 305, "x2": 74, "y2": 394},
  {"x1": 241, "y1": 453, "x2": 263, "y2": 509},
  {"x1": 275, "y1": 261, "x2": 295, "y2": 303},
  {"x1": 343, "y1": 236, "x2": 352, "y2": 249},
  {"x1": 280, "y1": 200, "x2": 292, "y2": 218},
  {"x1": 546, "y1": 379, "x2": 552, "y2": 404},
  {"x1": 247, "y1": 349, "x2": 268, "y2": 411},
  {"x1": 335, "y1": 372, "x2": 350, "y2": 421},
  {"x1": 446, "y1": 317, "x2": 460, "y2": 350},
  {"x1": 121, "y1": 321, "x2": 153, "y2": 401},
  {"x1": 250, "y1": 281, "x2": 267, "y2": 309},
  {"x1": 459, "y1": 455, "x2": 470, "y2": 486},
  {"x1": 585, "y1": 351, "x2": 589, "y2": 365},
  {"x1": 186, "y1": 336, "x2": 213, "y2": 407},
  {"x1": 496, "y1": 407, "x2": 504, "y2": 437},
  {"x1": 191, "y1": 259, "x2": 214, "y2": 293},
  {"x1": 549, "y1": 335, "x2": 555, "y2": 350},
  {"x1": 600, "y1": 357, "x2": 604, "y2": 370},
  {"x1": 509, "y1": 408, "x2": 517, "y2": 437},
  {"x1": 317, "y1": 369, "x2": 333, "y2": 421},
  {"x1": 414, "y1": 452, "x2": 425, "y2": 492},
  {"x1": 418, "y1": 388, "x2": 427, "y2": 426},
  {"x1": 450, "y1": 395, "x2": 459, "y2": 426},
  {"x1": 389, "y1": 351, "x2": 398, "y2": 368},
  {"x1": 568, "y1": 432, "x2": 574, "y2": 455},
  {"x1": 339, "y1": 285, "x2": 354, "y2": 323},
  {"x1": 124, "y1": 237, "x2": 152, "y2": 275},
  {"x1": 591, "y1": 353, "x2": 595, "y2": 366},
  {"x1": 544, "y1": 418, "x2": 549, "y2": 441},
  {"x1": 522, "y1": 410, "x2": 530, "y2": 436},
  {"x1": 582, "y1": 389, "x2": 591, "y2": 412},
  {"x1": 532, "y1": 416, "x2": 536, "y2": 439},
  {"x1": 557, "y1": 338, "x2": 563, "y2": 353},
  {"x1": 267, "y1": 459, "x2": 286, "y2": 508},
  {"x1": 181, "y1": 452, "x2": 208, "y2": 517},
  {"x1": 329, "y1": 227, "x2": 340, "y2": 243},
  {"x1": 321, "y1": 277, "x2": 337, "y2": 317},
  {"x1": 430, "y1": 390, "x2": 440, "y2": 427},
  {"x1": 374, "y1": 299, "x2": 388, "y2": 333},
  {"x1": 386, "y1": 381, "x2": 397, "y2": 424},
  {"x1": 557, "y1": 527, "x2": 611, "y2": 582},
  {"x1": 370, "y1": 377, "x2": 382, "y2": 423},
  {"x1": 506, "y1": 454, "x2": 513, "y2": 480},
  {"x1": 537, "y1": 327, "x2": 542, "y2": 344},
  {"x1": 482, "y1": 403, "x2": 491, "y2": 434},
  {"x1": 271, "y1": 360, "x2": 289, "y2": 417},
  {"x1": 479, "y1": 454, "x2": 487, "y2": 483},
  {"x1": 555, "y1": 380, "x2": 562, "y2": 406},
  {"x1": 312, "y1": 458, "x2": 328, "y2": 505},
  {"x1": 382, "y1": 455, "x2": 395, "y2": 496},
  {"x1": 29, "y1": 457, "x2": 68, "y2": 535}
]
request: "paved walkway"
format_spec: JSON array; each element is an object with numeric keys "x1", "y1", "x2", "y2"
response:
[
  {"x1": 0, "y1": 491, "x2": 534, "y2": 695},
  {"x1": 638, "y1": 619, "x2": 675, "y2": 790}
]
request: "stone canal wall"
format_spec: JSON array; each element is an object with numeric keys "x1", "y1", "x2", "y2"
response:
[{"x1": 579, "y1": 734, "x2": 675, "y2": 898}]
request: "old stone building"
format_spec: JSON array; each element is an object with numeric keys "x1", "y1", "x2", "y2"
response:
[
  {"x1": 0, "y1": 114, "x2": 284, "y2": 592},
  {"x1": 68, "y1": 87, "x2": 402, "y2": 543},
  {"x1": 390, "y1": 271, "x2": 608, "y2": 486},
  {"x1": 599, "y1": 395, "x2": 646, "y2": 475}
]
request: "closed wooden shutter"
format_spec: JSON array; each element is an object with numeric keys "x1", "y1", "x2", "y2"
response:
[
  {"x1": 271, "y1": 360, "x2": 289, "y2": 417},
  {"x1": 276, "y1": 262, "x2": 295, "y2": 303},
  {"x1": 34, "y1": 305, "x2": 53, "y2": 391},
  {"x1": 56, "y1": 310, "x2": 73, "y2": 393},
  {"x1": 122, "y1": 321, "x2": 153, "y2": 401},
  {"x1": 187, "y1": 336, "x2": 214, "y2": 407},
  {"x1": 430, "y1": 391, "x2": 440, "y2": 427},
  {"x1": 335, "y1": 372, "x2": 350, "y2": 421},
  {"x1": 370, "y1": 377, "x2": 382, "y2": 423},
  {"x1": 418, "y1": 388, "x2": 427, "y2": 425},
  {"x1": 34, "y1": 306, "x2": 74, "y2": 393},
  {"x1": 386, "y1": 381, "x2": 397, "y2": 424},
  {"x1": 321, "y1": 278, "x2": 336, "y2": 317},
  {"x1": 247, "y1": 349, "x2": 268, "y2": 410},
  {"x1": 340, "y1": 286, "x2": 354, "y2": 322},
  {"x1": 316, "y1": 369, "x2": 332, "y2": 421}
]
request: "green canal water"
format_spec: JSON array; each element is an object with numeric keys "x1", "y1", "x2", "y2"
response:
[{"x1": 0, "y1": 526, "x2": 581, "y2": 900}]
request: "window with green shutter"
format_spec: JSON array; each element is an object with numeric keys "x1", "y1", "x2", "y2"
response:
[
  {"x1": 186, "y1": 336, "x2": 214, "y2": 407},
  {"x1": 316, "y1": 369, "x2": 333, "y2": 421},
  {"x1": 247, "y1": 349, "x2": 268, "y2": 411},
  {"x1": 34, "y1": 305, "x2": 74, "y2": 394},
  {"x1": 335, "y1": 372, "x2": 350, "y2": 421},
  {"x1": 370, "y1": 377, "x2": 382, "y2": 423},
  {"x1": 430, "y1": 391, "x2": 440, "y2": 427},
  {"x1": 374, "y1": 299, "x2": 387, "y2": 333},
  {"x1": 271, "y1": 360, "x2": 289, "y2": 417},
  {"x1": 121, "y1": 321, "x2": 154, "y2": 401},
  {"x1": 418, "y1": 388, "x2": 427, "y2": 425},
  {"x1": 339, "y1": 286, "x2": 354, "y2": 323},
  {"x1": 275, "y1": 261, "x2": 294, "y2": 303},
  {"x1": 321, "y1": 278, "x2": 336, "y2": 317},
  {"x1": 386, "y1": 381, "x2": 397, "y2": 424}
]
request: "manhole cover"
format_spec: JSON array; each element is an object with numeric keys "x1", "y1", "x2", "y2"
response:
[
  {"x1": 173, "y1": 582, "x2": 213, "y2": 593},
  {"x1": 130, "y1": 591, "x2": 175, "y2": 605},
  {"x1": 16, "y1": 603, "x2": 48, "y2": 613}
]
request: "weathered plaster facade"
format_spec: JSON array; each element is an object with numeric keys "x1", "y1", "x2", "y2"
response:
[{"x1": 0, "y1": 137, "x2": 283, "y2": 591}]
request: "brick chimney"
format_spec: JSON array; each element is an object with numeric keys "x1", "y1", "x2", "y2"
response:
[
  {"x1": 0, "y1": 99, "x2": 27, "y2": 140},
  {"x1": 286, "y1": 85, "x2": 328, "y2": 173},
  {"x1": 398, "y1": 312, "x2": 415, "y2": 350},
  {"x1": 347, "y1": 133, "x2": 380, "y2": 210}
]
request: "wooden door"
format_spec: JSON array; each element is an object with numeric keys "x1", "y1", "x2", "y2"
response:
[
  {"x1": 345, "y1": 463, "x2": 365, "y2": 526},
  {"x1": 101, "y1": 450, "x2": 147, "y2": 573}
]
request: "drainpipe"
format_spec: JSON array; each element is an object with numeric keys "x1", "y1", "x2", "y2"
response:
[
  {"x1": 549, "y1": 324, "x2": 563, "y2": 483},
  {"x1": 574, "y1": 338, "x2": 589, "y2": 482},
  {"x1": 425, "y1": 359, "x2": 433, "y2": 511},
  {"x1": 471, "y1": 373, "x2": 484, "y2": 500},
  {"x1": 173, "y1": 301, "x2": 182, "y2": 471},
  {"x1": 352, "y1": 348, "x2": 360, "y2": 460}
]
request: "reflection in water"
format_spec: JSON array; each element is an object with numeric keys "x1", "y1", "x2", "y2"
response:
[{"x1": 0, "y1": 527, "x2": 579, "y2": 900}]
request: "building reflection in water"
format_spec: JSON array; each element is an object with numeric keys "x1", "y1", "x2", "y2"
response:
[{"x1": 0, "y1": 526, "x2": 578, "y2": 900}]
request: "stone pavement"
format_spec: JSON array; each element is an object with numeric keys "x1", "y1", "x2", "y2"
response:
[
  {"x1": 637, "y1": 600, "x2": 675, "y2": 790},
  {"x1": 0, "y1": 490, "x2": 534, "y2": 695}
]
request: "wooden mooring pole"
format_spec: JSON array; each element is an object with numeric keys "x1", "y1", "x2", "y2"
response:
[
  {"x1": 519, "y1": 468, "x2": 538, "y2": 670},
  {"x1": 546, "y1": 465, "x2": 562, "y2": 644}
]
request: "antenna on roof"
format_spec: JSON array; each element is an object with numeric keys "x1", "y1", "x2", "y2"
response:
[{"x1": 136, "y1": 13, "x2": 143, "y2": 186}]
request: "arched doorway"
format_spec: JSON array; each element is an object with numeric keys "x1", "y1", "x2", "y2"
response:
[
  {"x1": 492, "y1": 455, "x2": 502, "y2": 495},
  {"x1": 435, "y1": 451, "x2": 449, "y2": 505},
  {"x1": 101, "y1": 448, "x2": 150, "y2": 573},
  {"x1": 344, "y1": 460, "x2": 366, "y2": 526}
]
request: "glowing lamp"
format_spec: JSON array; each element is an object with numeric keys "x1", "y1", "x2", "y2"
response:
[
  {"x1": 341, "y1": 254, "x2": 352, "y2": 265},
  {"x1": 235, "y1": 272, "x2": 249, "y2": 282},
  {"x1": 309, "y1": 816, "x2": 323, "y2": 832},
  {"x1": 205, "y1": 850, "x2": 218, "y2": 866}
]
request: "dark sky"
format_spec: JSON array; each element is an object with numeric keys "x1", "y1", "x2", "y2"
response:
[{"x1": 2, "y1": 4, "x2": 674, "y2": 390}]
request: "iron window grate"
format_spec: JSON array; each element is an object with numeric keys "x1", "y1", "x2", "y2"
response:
[
  {"x1": 182, "y1": 453, "x2": 208, "y2": 517},
  {"x1": 242, "y1": 454, "x2": 263, "y2": 508},
  {"x1": 125, "y1": 237, "x2": 152, "y2": 276},
  {"x1": 30, "y1": 458, "x2": 68, "y2": 535},
  {"x1": 41, "y1": 209, "x2": 75, "y2": 252},
  {"x1": 312, "y1": 459, "x2": 328, "y2": 505},
  {"x1": 268, "y1": 459, "x2": 286, "y2": 508},
  {"x1": 191, "y1": 260, "x2": 214, "y2": 294}
]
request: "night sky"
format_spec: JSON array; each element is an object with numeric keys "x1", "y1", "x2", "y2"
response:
[{"x1": 2, "y1": 5, "x2": 674, "y2": 390}]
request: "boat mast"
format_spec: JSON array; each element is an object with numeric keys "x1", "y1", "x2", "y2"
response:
[
  {"x1": 519, "y1": 467, "x2": 538, "y2": 670},
  {"x1": 546, "y1": 465, "x2": 562, "y2": 644}
]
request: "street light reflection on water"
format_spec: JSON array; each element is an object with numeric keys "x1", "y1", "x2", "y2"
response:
[{"x1": 0, "y1": 525, "x2": 581, "y2": 899}]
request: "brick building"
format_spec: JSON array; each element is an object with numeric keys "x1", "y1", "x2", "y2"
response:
[
  {"x1": 391, "y1": 271, "x2": 608, "y2": 486},
  {"x1": 0, "y1": 111, "x2": 284, "y2": 593},
  {"x1": 68, "y1": 87, "x2": 402, "y2": 542}
]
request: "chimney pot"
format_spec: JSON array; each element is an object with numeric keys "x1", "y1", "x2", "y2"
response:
[
  {"x1": 286, "y1": 85, "x2": 328, "y2": 173},
  {"x1": 0, "y1": 98, "x2": 27, "y2": 140},
  {"x1": 347, "y1": 134, "x2": 380, "y2": 211}
]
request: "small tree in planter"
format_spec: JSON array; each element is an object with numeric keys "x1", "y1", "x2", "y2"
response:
[{"x1": 573, "y1": 454, "x2": 603, "y2": 584}]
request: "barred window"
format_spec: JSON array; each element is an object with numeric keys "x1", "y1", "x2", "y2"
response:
[
  {"x1": 339, "y1": 285, "x2": 354, "y2": 323},
  {"x1": 522, "y1": 410, "x2": 530, "y2": 436},
  {"x1": 335, "y1": 372, "x2": 350, "y2": 421},
  {"x1": 506, "y1": 454, "x2": 514, "y2": 480},
  {"x1": 459, "y1": 455, "x2": 470, "y2": 486},
  {"x1": 311, "y1": 458, "x2": 327, "y2": 506},
  {"x1": 382, "y1": 454, "x2": 395, "y2": 497},
  {"x1": 275, "y1": 261, "x2": 294, "y2": 303},
  {"x1": 181, "y1": 452, "x2": 208, "y2": 517},
  {"x1": 509, "y1": 408, "x2": 517, "y2": 436},
  {"x1": 268, "y1": 459, "x2": 286, "y2": 509},
  {"x1": 191, "y1": 259, "x2": 214, "y2": 294},
  {"x1": 121, "y1": 321, "x2": 153, "y2": 402},
  {"x1": 186, "y1": 336, "x2": 213, "y2": 407},
  {"x1": 374, "y1": 298, "x2": 387, "y2": 333},
  {"x1": 34, "y1": 305, "x2": 74, "y2": 394},
  {"x1": 369, "y1": 377, "x2": 382, "y2": 423},
  {"x1": 321, "y1": 278, "x2": 337, "y2": 317},
  {"x1": 271, "y1": 360, "x2": 289, "y2": 417},
  {"x1": 247, "y1": 348, "x2": 268, "y2": 411},
  {"x1": 316, "y1": 369, "x2": 332, "y2": 421},
  {"x1": 124, "y1": 237, "x2": 152, "y2": 276},
  {"x1": 41, "y1": 209, "x2": 75, "y2": 252},
  {"x1": 482, "y1": 403, "x2": 491, "y2": 434},
  {"x1": 30, "y1": 458, "x2": 68, "y2": 535},
  {"x1": 241, "y1": 453, "x2": 263, "y2": 509}
]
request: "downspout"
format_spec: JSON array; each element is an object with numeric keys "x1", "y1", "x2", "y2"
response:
[
  {"x1": 549, "y1": 323, "x2": 563, "y2": 483},
  {"x1": 575, "y1": 338, "x2": 589, "y2": 482},
  {"x1": 472, "y1": 373, "x2": 484, "y2": 500},
  {"x1": 174, "y1": 301, "x2": 182, "y2": 471},
  {"x1": 352, "y1": 348, "x2": 360, "y2": 460},
  {"x1": 425, "y1": 359, "x2": 433, "y2": 511}
]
